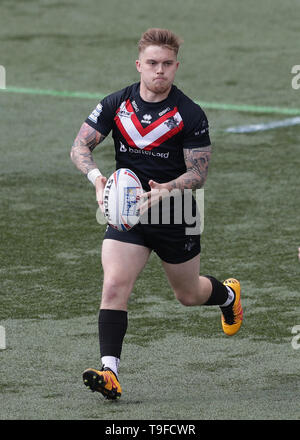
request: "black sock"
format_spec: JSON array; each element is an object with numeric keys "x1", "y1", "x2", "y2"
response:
[
  {"x1": 203, "y1": 275, "x2": 230, "y2": 306},
  {"x1": 98, "y1": 309, "x2": 128, "y2": 359}
]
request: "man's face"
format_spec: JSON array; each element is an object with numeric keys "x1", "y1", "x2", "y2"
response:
[{"x1": 136, "y1": 45, "x2": 179, "y2": 96}]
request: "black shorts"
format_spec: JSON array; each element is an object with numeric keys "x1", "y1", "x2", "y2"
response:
[{"x1": 104, "y1": 223, "x2": 201, "y2": 264}]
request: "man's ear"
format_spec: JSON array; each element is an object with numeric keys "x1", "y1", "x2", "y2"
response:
[{"x1": 135, "y1": 59, "x2": 142, "y2": 73}]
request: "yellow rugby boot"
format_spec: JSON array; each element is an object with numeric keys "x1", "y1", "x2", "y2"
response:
[
  {"x1": 221, "y1": 278, "x2": 243, "y2": 336},
  {"x1": 83, "y1": 367, "x2": 122, "y2": 400}
]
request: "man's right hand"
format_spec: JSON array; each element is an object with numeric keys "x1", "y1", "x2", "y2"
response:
[{"x1": 95, "y1": 176, "x2": 108, "y2": 213}]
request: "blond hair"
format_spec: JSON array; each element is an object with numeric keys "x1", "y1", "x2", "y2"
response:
[{"x1": 138, "y1": 28, "x2": 183, "y2": 56}]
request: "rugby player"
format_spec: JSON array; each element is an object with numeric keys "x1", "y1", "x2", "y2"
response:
[{"x1": 70, "y1": 28, "x2": 243, "y2": 400}]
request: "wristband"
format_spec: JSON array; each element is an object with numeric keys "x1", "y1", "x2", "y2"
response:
[{"x1": 87, "y1": 168, "x2": 102, "y2": 186}]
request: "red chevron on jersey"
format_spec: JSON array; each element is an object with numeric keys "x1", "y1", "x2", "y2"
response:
[{"x1": 114, "y1": 99, "x2": 184, "y2": 150}]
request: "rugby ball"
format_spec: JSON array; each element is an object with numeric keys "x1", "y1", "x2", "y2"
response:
[{"x1": 103, "y1": 168, "x2": 143, "y2": 231}]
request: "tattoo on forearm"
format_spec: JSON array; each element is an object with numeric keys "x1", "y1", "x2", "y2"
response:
[
  {"x1": 70, "y1": 123, "x2": 106, "y2": 175},
  {"x1": 168, "y1": 147, "x2": 211, "y2": 190}
]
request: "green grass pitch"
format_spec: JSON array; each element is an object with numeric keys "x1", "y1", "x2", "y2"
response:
[{"x1": 0, "y1": 0, "x2": 299, "y2": 420}]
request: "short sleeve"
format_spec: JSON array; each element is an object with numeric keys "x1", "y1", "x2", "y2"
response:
[
  {"x1": 85, "y1": 95, "x2": 116, "y2": 136},
  {"x1": 182, "y1": 105, "x2": 211, "y2": 149}
]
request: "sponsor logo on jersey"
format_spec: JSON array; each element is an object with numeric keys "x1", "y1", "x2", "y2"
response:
[
  {"x1": 131, "y1": 100, "x2": 139, "y2": 112},
  {"x1": 88, "y1": 103, "x2": 103, "y2": 123},
  {"x1": 141, "y1": 114, "x2": 152, "y2": 124},
  {"x1": 158, "y1": 107, "x2": 171, "y2": 116},
  {"x1": 195, "y1": 119, "x2": 209, "y2": 136},
  {"x1": 128, "y1": 146, "x2": 169, "y2": 159},
  {"x1": 120, "y1": 141, "x2": 127, "y2": 152},
  {"x1": 114, "y1": 99, "x2": 184, "y2": 150}
]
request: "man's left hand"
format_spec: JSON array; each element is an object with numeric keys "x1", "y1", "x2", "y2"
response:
[{"x1": 139, "y1": 180, "x2": 170, "y2": 215}]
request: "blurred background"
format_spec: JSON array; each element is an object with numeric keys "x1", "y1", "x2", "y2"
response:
[{"x1": 0, "y1": 0, "x2": 299, "y2": 420}]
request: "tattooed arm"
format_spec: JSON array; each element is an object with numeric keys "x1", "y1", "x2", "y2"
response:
[
  {"x1": 166, "y1": 145, "x2": 211, "y2": 191},
  {"x1": 70, "y1": 122, "x2": 108, "y2": 211},
  {"x1": 70, "y1": 122, "x2": 106, "y2": 175},
  {"x1": 139, "y1": 145, "x2": 211, "y2": 214}
]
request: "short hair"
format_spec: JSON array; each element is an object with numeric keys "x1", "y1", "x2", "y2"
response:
[{"x1": 138, "y1": 28, "x2": 183, "y2": 56}]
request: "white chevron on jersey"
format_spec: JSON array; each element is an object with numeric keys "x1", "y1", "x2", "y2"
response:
[{"x1": 115, "y1": 100, "x2": 183, "y2": 150}]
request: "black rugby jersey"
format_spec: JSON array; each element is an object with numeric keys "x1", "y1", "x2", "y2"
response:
[{"x1": 85, "y1": 82, "x2": 210, "y2": 191}]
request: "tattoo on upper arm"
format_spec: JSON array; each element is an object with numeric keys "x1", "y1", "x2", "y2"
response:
[
  {"x1": 73, "y1": 122, "x2": 105, "y2": 151},
  {"x1": 183, "y1": 147, "x2": 211, "y2": 189},
  {"x1": 70, "y1": 122, "x2": 106, "y2": 174}
]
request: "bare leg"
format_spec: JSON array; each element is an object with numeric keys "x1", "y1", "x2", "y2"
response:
[
  {"x1": 162, "y1": 254, "x2": 212, "y2": 306},
  {"x1": 101, "y1": 239, "x2": 151, "y2": 310}
]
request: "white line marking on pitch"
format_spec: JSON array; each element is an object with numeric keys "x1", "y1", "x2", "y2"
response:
[{"x1": 225, "y1": 117, "x2": 300, "y2": 133}]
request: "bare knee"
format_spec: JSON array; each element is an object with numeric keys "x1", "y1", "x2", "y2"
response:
[
  {"x1": 175, "y1": 290, "x2": 197, "y2": 306},
  {"x1": 174, "y1": 288, "x2": 207, "y2": 306},
  {"x1": 102, "y1": 276, "x2": 133, "y2": 308}
]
